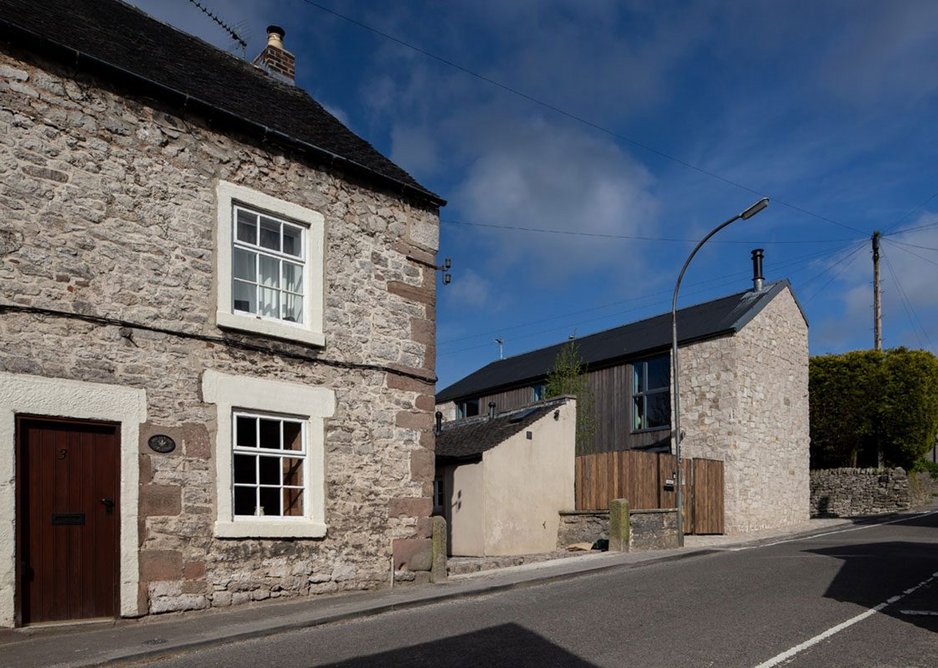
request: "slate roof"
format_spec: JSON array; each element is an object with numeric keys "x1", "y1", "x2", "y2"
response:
[
  {"x1": 0, "y1": 0, "x2": 444, "y2": 206},
  {"x1": 436, "y1": 398, "x2": 569, "y2": 462},
  {"x1": 438, "y1": 280, "x2": 805, "y2": 403}
]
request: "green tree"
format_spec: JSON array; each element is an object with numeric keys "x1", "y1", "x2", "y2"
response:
[
  {"x1": 809, "y1": 350, "x2": 883, "y2": 468},
  {"x1": 881, "y1": 348, "x2": 938, "y2": 468},
  {"x1": 809, "y1": 347, "x2": 938, "y2": 469},
  {"x1": 545, "y1": 340, "x2": 597, "y2": 455}
]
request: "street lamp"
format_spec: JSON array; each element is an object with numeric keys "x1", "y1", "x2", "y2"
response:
[{"x1": 670, "y1": 197, "x2": 768, "y2": 546}]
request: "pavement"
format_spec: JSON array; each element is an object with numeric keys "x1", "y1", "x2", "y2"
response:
[{"x1": 0, "y1": 515, "x2": 864, "y2": 667}]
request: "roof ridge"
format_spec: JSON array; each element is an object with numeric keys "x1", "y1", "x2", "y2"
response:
[{"x1": 466, "y1": 281, "x2": 783, "y2": 367}]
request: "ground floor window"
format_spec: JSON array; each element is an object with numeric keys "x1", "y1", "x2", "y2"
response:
[
  {"x1": 232, "y1": 412, "x2": 306, "y2": 517},
  {"x1": 202, "y1": 369, "x2": 335, "y2": 539}
]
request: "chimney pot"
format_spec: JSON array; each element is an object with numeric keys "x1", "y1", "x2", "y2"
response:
[
  {"x1": 488, "y1": 402, "x2": 496, "y2": 419},
  {"x1": 266, "y1": 25, "x2": 285, "y2": 49},
  {"x1": 751, "y1": 248, "x2": 765, "y2": 292},
  {"x1": 253, "y1": 24, "x2": 295, "y2": 84}
]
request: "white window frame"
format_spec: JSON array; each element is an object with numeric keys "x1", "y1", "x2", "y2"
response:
[
  {"x1": 215, "y1": 180, "x2": 325, "y2": 347},
  {"x1": 231, "y1": 411, "x2": 308, "y2": 519},
  {"x1": 203, "y1": 370, "x2": 335, "y2": 539}
]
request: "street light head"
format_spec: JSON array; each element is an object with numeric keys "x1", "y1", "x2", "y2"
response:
[{"x1": 740, "y1": 197, "x2": 769, "y2": 220}]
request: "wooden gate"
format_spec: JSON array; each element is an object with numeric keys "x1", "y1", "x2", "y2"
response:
[
  {"x1": 574, "y1": 450, "x2": 724, "y2": 535},
  {"x1": 16, "y1": 417, "x2": 120, "y2": 624}
]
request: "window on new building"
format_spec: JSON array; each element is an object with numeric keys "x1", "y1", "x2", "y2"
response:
[
  {"x1": 215, "y1": 181, "x2": 325, "y2": 346},
  {"x1": 457, "y1": 398, "x2": 480, "y2": 418},
  {"x1": 632, "y1": 355, "x2": 670, "y2": 431}
]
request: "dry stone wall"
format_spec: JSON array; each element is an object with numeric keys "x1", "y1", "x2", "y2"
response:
[
  {"x1": 0, "y1": 46, "x2": 439, "y2": 617},
  {"x1": 679, "y1": 287, "x2": 810, "y2": 534},
  {"x1": 810, "y1": 468, "x2": 936, "y2": 517}
]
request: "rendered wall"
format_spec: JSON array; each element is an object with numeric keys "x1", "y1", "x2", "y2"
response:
[
  {"x1": 0, "y1": 46, "x2": 439, "y2": 620},
  {"x1": 480, "y1": 400, "x2": 576, "y2": 555},
  {"x1": 444, "y1": 461, "x2": 485, "y2": 556}
]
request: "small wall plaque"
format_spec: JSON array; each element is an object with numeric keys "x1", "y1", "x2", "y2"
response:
[{"x1": 148, "y1": 434, "x2": 176, "y2": 454}]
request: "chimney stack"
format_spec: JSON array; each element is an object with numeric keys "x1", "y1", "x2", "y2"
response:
[
  {"x1": 253, "y1": 25, "x2": 295, "y2": 84},
  {"x1": 751, "y1": 248, "x2": 765, "y2": 292}
]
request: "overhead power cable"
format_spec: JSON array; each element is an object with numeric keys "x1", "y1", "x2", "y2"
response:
[
  {"x1": 781, "y1": 240, "x2": 868, "y2": 304},
  {"x1": 882, "y1": 239, "x2": 938, "y2": 268},
  {"x1": 883, "y1": 238, "x2": 938, "y2": 253},
  {"x1": 441, "y1": 240, "x2": 864, "y2": 355},
  {"x1": 440, "y1": 219, "x2": 860, "y2": 245},
  {"x1": 879, "y1": 189, "x2": 938, "y2": 236},
  {"x1": 882, "y1": 252, "x2": 931, "y2": 349},
  {"x1": 439, "y1": 242, "x2": 854, "y2": 348},
  {"x1": 882, "y1": 220, "x2": 938, "y2": 237},
  {"x1": 300, "y1": 0, "x2": 864, "y2": 234}
]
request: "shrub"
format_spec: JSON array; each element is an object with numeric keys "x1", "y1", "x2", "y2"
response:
[{"x1": 809, "y1": 347, "x2": 938, "y2": 469}]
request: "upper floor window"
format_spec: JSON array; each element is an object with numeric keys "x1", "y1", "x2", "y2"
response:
[
  {"x1": 457, "y1": 398, "x2": 480, "y2": 418},
  {"x1": 215, "y1": 181, "x2": 325, "y2": 347},
  {"x1": 531, "y1": 384, "x2": 546, "y2": 402},
  {"x1": 232, "y1": 207, "x2": 306, "y2": 324},
  {"x1": 632, "y1": 355, "x2": 670, "y2": 431}
]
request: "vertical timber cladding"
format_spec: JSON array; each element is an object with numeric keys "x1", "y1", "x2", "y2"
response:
[
  {"x1": 16, "y1": 417, "x2": 120, "y2": 624},
  {"x1": 574, "y1": 451, "x2": 723, "y2": 535}
]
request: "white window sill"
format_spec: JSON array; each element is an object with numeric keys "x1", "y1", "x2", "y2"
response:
[
  {"x1": 216, "y1": 310, "x2": 325, "y2": 347},
  {"x1": 214, "y1": 519, "x2": 327, "y2": 539}
]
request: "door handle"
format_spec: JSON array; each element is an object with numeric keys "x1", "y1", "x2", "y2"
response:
[{"x1": 100, "y1": 497, "x2": 115, "y2": 514}]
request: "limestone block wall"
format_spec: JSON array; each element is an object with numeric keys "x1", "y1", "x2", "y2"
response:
[
  {"x1": 0, "y1": 45, "x2": 439, "y2": 618},
  {"x1": 556, "y1": 509, "x2": 678, "y2": 551},
  {"x1": 679, "y1": 287, "x2": 809, "y2": 534},
  {"x1": 810, "y1": 468, "x2": 936, "y2": 517}
]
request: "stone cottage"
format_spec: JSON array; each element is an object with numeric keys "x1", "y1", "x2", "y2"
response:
[
  {"x1": 438, "y1": 270, "x2": 810, "y2": 535},
  {"x1": 0, "y1": 0, "x2": 443, "y2": 626}
]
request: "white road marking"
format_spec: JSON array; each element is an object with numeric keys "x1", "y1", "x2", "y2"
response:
[
  {"x1": 899, "y1": 610, "x2": 938, "y2": 616},
  {"x1": 729, "y1": 509, "x2": 938, "y2": 552},
  {"x1": 753, "y1": 570, "x2": 938, "y2": 667}
]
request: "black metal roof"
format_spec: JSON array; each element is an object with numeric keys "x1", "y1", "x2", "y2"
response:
[
  {"x1": 437, "y1": 280, "x2": 804, "y2": 403},
  {"x1": 0, "y1": 0, "x2": 444, "y2": 207},
  {"x1": 436, "y1": 398, "x2": 569, "y2": 462}
]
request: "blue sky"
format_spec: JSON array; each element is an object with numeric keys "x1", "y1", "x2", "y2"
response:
[{"x1": 129, "y1": 0, "x2": 938, "y2": 389}]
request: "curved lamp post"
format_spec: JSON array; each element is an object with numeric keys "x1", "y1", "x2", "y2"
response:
[{"x1": 671, "y1": 197, "x2": 769, "y2": 546}]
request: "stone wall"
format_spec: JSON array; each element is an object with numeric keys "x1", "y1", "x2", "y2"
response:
[
  {"x1": 0, "y1": 44, "x2": 439, "y2": 619},
  {"x1": 679, "y1": 287, "x2": 810, "y2": 534},
  {"x1": 810, "y1": 468, "x2": 936, "y2": 517},
  {"x1": 557, "y1": 509, "x2": 678, "y2": 551}
]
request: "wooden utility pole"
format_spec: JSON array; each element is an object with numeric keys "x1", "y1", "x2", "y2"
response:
[
  {"x1": 872, "y1": 231, "x2": 882, "y2": 352},
  {"x1": 872, "y1": 230, "x2": 883, "y2": 468}
]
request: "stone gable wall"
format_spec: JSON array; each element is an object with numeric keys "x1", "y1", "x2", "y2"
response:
[
  {"x1": 0, "y1": 47, "x2": 439, "y2": 617},
  {"x1": 679, "y1": 287, "x2": 809, "y2": 534}
]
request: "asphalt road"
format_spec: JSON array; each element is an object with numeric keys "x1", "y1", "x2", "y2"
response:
[{"x1": 149, "y1": 511, "x2": 938, "y2": 667}]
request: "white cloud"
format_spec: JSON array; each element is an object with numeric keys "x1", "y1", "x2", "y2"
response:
[
  {"x1": 444, "y1": 268, "x2": 499, "y2": 311},
  {"x1": 456, "y1": 119, "x2": 659, "y2": 282}
]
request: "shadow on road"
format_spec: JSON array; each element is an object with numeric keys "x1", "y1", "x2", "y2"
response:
[
  {"x1": 807, "y1": 537, "x2": 938, "y2": 635},
  {"x1": 319, "y1": 623, "x2": 595, "y2": 668}
]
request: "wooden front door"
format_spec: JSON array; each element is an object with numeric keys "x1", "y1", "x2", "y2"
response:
[{"x1": 16, "y1": 417, "x2": 120, "y2": 624}]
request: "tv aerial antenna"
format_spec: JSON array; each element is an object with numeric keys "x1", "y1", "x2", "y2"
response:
[{"x1": 186, "y1": 0, "x2": 248, "y2": 57}]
